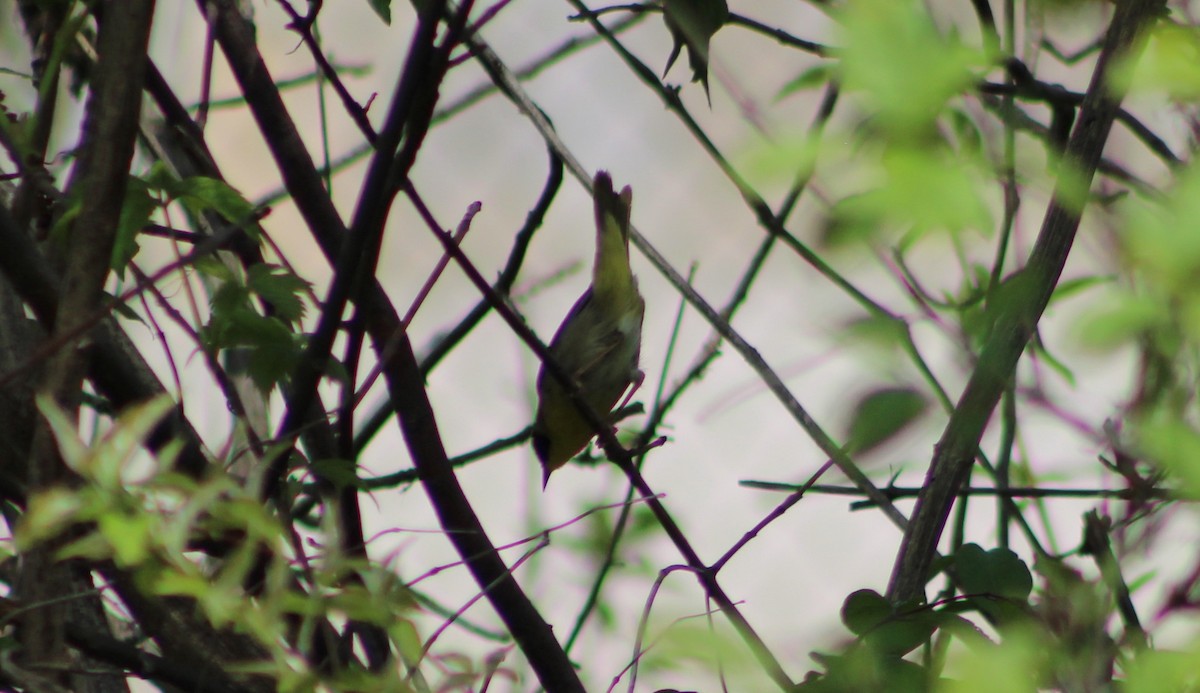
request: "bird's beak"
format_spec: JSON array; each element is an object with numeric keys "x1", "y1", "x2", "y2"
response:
[{"x1": 541, "y1": 467, "x2": 551, "y2": 490}]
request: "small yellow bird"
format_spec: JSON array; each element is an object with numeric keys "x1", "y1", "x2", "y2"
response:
[{"x1": 532, "y1": 172, "x2": 645, "y2": 487}]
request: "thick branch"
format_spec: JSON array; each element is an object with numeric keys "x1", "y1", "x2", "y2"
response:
[
  {"x1": 887, "y1": 0, "x2": 1166, "y2": 603},
  {"x1": 202, "y1": 1, "x2": 585, "y2": 688},
  {"x1": 19, "y1": 0, "x2": 156, "y2": 678}
]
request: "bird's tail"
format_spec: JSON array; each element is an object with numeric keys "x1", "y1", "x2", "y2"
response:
[{"x1": 591, "y1": 171, "x2": 635, "y2": 301}]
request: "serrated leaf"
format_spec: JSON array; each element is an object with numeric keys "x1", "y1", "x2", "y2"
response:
[
  {"x1": 208, "y1": 280, "x2": 252, "y2": 321},
  {"x1": 247, "y1": 264, "x2": 310, "y2": 323},
  {"x1": 171, "y1": 176, "x2": 258, "y2": 238},
  {"x1": 247, "y1": 328, "x2": 301, "y2": 392},
  {"x1": 203, "y1": 267, "x2": 303, "y2": 392}
]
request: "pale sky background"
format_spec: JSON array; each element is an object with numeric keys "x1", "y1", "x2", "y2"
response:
[{"x1": 4, "y1": 0, "x2": 1200, "y2": 690}]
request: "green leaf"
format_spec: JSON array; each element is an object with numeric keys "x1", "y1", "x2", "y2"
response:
[
  {"x1": 864, "y1": 610, "x2": 937, "y2": 657},
  {"x1": 109, "y1": 291, "x2": 146, "y2": 324},
  {"x1": 827, "y1": 143, "x2": 993, "y2": 244},
  {"x1": 1049, "y1": 274, "x2": 1112, "y2": 304},
  {"x1": 639, "y1": 619, "x2": 751, "y2": 678},
  {"x1": 1133, "y1": 413, "x2": 1200, "y2": 497},
  {"x1": 821, "y1": 192, "x2": 882, "y2": 248},
  {"x1": 741, "y1": 131, "x2": 822, "y2": 185},
  {"x1": 1121, "y1": 169, "x2": 1200, "y2": 291},
  {"x1": 814, "y1": 645, "x2": 929, "y2": 692},
  {"x1": 112, "y1": 176, "x2": 156, "y2": 276},
  {"x1": 1029, "y1": 337, "x2": 1076, "y2": 387},
  {"x1": 37, "y1": 394, "x2": 89, "y2": 474},
  {"x1": 1123, "y1": 646, "x2": 1200, "y2": 693},
  {"x1": 201, "y1": 262, "x2": 307, "y2": 393},
  {"x1": 194, "y1": 255, "x2": 236, "y2": 282},
  {"x1": 47, "y1": 186, "x2": 83, "y2": 249},
  {"x1": 954, "y1": 543, "x2": 1033, "y2": 600},
  {"x1": 208, "y1": 279, "x2": 252, "y2": 322},
  {"x1": 246, "y1": 327, "x2": 302, "y2": 392},
  {"x1": 388, "y1": 613, "x2": 422, "y2": 671},
  {"x1": 247, "y1": 264, "x2": 310, "y2": 323},
  {"x1": 218, "y1": 497, "x2": 284, "y2": 543},
  {"x1": 309, "y1": 458, "x2": 366, "y2": 491},
  {"x1": 16, "y1": 488, "x2": 83, "y2": 548},
  {"x1": 369, "y1": 0, "x2": 392, "y2": 24},
  {"x1": 945, "y1": 107, "x2": 983, "y2": 156},
  {"x1": 881, "y1": 144, "x2": 993, "y2": 237},
  {"x1": 836, "y1": 315, "x2": 909, "y2": 350},
  {"x1": 777, "y1": 64, "x2": 834, "y2": 101},
  {"x1": 937, "y1": 628, "x2": 1040, "y2": 693},
  {"x1": 844, "y1": 386, "x2": 928, "y2": 454},
  {"x1": 835, "y1": 0, "x2": 987, "y2": 135},
  {"x1": 58, "y1": 531, "x2": 114, "y2": 561},
  {"x1": 1077, "y1": 292, "x2": 1169, "y2": 350},
  {"x1": 331, "y1": 586, "x2": 387, "y2": 624},
  {"x1": 170, "y1": 175, "x2": 259, "y2": 238},
  {"x1": 201, "y1": 279, "x2": 302, "y2": 394},
  {"x1": 1112, "y1": 24, "x2": 1200, "y2": 100},
  {"x1": 151, "y1": 569, "x2": 212, "y2": 599},
  {"x1": 99, "y1": 511, "x2": 152, "y2": 566},
  {"x1": 841, "y1": 589, "x2": 891, "y2": 635},
  {"x1": 90, "y1": 396, "x2": 175, "y2": 489}
]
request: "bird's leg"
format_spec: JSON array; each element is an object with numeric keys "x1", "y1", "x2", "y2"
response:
[
  {"x1": 631, "y1": 435, "x2": 667, "y2": 457},
  {"x1": 615, "y1": 369, "x2": 645, "y2": 413}
]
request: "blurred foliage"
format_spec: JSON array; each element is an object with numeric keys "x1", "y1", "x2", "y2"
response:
[{"x1": 4, "y1": 0, "x2": 1200, "y2": 689}]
